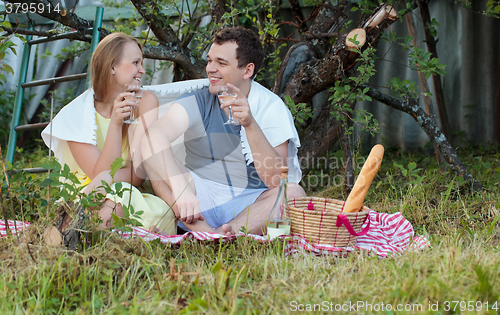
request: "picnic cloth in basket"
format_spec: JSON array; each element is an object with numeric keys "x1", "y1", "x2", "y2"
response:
[{"x1": 0, "y1": 210, "x2": 430, "y2": 257}]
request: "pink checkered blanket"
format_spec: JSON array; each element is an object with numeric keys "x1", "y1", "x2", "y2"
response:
[{"x1": 0, "y1": 211, "x2": 430, "y2": 257}]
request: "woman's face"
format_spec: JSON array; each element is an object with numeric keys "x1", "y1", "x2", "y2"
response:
[{"x1": 112, "y1": 41, "x2": 145, "y2": 89}]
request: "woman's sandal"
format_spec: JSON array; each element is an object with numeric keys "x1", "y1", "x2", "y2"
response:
[{"x1": 55, "y1": 201, "x2": 86, "y2": 251}]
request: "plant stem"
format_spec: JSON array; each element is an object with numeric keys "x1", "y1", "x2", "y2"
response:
[
  {"x1": 0, "y1": 143, "x2": 17, "y2": 235},
  {"x1": 47, "y1": 93, "x2": 54, "y2": 220}
]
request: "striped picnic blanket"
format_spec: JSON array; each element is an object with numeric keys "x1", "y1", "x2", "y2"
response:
[{"x1": 0, "y1": 211, "x2": 430, "y2": 257}]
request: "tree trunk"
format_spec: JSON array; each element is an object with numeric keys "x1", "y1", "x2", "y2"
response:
[
  {"x1": 495, "y1": 13, "x2": 500, "y2": 143},
  {"x1": 418, "y1": 0, "x2": 452, "y2": 145},
  {"x1": 297, "y1": 106, "x2": 342, "y2": 178},
  {"x1": 287, "y1": 0, "x2": 309, "y2": 34},
  {"x1": 405, "y1": 9, "x2": 443, "y2": 164},
  {"x1": 340, "y1": 120, "x2": 354, "y2": 196},
  {"x1": 286, "y1": 4, "x2": 399, "y2": 176},
  {"x1": 209, "y1": 0, "x2": 232, "y2": 24},
  {"x1": 281, "y1": 4, "x2": 398, "y2": 103}
]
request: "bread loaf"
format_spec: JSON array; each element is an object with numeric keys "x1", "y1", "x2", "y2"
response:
[{"x1": 343, "y1": 144, "x2": 384, "y2": 213}]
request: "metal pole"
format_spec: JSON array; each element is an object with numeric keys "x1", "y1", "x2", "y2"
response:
[
  {"x1": 86, "y1": 6, "x2": 104, "y2": 89},
  {"x1": 6, "y1": 24, "x2": 33, "y2": 164}
]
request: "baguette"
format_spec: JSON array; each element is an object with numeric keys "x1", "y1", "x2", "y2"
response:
[{"x1": 343, "y1": 144, "x2": 384, "y2": 213}]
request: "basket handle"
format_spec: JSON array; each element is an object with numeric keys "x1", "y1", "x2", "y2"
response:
[{"x1": 335, "y1": 214, "x2": 370, "y2": 236}]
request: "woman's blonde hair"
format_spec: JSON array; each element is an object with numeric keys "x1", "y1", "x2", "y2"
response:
[{"x1": 90, "y1": 33, "x2": 143, "y2": 101}]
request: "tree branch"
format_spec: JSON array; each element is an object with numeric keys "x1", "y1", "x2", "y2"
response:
[
  {"x1": 130, "y1": 0, "x2": 206, "y2": 78},
  {"x1": 281, "y1": 3, "x2": 398, "y2": 104},
  {"x1": 4, "y1": 0, "x2": 207, "y2": 79},
  {"x1": 4, "y1": 0, "x2": 109, "y2": 39},
  {"x1": 2, "y1": 24, "x2": 207, "y2": 75},
  {"x1": 209, "y1": 0, "x2": 231, "y2": 24},
  {"x1": 0, "y1": 25, "x2": 91, "y2": 42},
  {"x1": 129, "y1": 0, "x2": 178, "y2": 43},
  {"x1": 362, "y1": 85, "x2": 483, "y2": 191},
  {"x1": 286, "y1": 3, "x2": 400, "y2": 176},
  {"x1": 287, "y1": 0, "x2": 308, "y2": 34}
]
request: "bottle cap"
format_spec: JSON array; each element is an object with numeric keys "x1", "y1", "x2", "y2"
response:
[{"x1": 280, "y1": 166, "x2": 289, "y2": 178}]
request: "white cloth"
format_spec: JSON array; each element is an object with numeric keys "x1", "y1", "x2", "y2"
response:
[
  {"x1": 41, "y1": 88, "x2": 97, "y2": 172},
  {"x1": 242, "y1": 81, "x2": 302, "y2": 183}
]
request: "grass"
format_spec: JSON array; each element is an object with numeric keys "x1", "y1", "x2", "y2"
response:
[{"x1": 1, "y1": 144, "x2": 500, "y2": 314}]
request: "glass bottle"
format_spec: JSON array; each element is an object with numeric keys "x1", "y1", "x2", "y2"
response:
[{"x1": 266, "y1": 166, "x2": 291, "y2": 238}]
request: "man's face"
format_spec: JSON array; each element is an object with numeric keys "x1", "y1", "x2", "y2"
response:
[{"x1": 206, "y1": 41, "x2": 248, "y2": 94}]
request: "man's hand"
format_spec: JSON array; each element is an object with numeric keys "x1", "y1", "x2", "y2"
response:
[
  {"x1": 220, "y1": 83, "x2": 255, "y2": 128},
  {"x1": 172, "y1": 186, "x2": 205, "y2": 224}
]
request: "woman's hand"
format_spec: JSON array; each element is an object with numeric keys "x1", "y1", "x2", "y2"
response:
[{"x1": 112, "y1": 92, "x2": 137, "y2": 126}]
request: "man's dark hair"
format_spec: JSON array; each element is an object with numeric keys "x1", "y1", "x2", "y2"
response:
[{"x1": 213, "y1": 27, "x2": 264, "y2": 79}]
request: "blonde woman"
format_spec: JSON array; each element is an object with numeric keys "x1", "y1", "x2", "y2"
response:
[{"x1": 42, "y1": 33, "x2": 176, "y2": 234}]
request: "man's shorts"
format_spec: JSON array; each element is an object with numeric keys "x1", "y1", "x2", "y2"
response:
[{"x1": 178, "y1": 170, "x2": 267, "y2": 229}]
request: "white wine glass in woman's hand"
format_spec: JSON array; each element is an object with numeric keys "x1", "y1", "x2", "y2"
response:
[
  {"x1": 123, "y1": 84, "x2": 143, "y2": 124},
  {"x1": 217, "y1": 85, "x2": 238, "y2": 125}
]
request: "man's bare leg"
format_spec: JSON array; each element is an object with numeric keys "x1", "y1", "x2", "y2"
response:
[
  {"x1": 220, "y1": 183, "x2": 306, "y2": 235},
  {"x1": 142, "y1": 153, "x2": 221, "y2": 232},
  {"x1": 145, "y1": 159, "x2": 195, "y2": 209},
  {"x1": 153, "y1": 184, "x2": 305, "y2": 235}
]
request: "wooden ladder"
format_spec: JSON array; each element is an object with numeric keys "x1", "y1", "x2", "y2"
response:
[{"x1": 6, "y1": 6, "x2": 104, "y2": 173}]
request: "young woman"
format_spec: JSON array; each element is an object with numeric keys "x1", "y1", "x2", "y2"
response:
[{"x1": 42, "y1": 33, "x2": 176, "y2": 234}]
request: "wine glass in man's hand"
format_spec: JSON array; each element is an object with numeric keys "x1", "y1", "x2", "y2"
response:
[{"x1": 217, "y1": 85, "x2": 239, "y2": 125}]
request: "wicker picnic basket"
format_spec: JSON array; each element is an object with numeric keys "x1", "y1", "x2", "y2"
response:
[{"x1": 287, "y1": 196, "x2": 370, "y2": 247}]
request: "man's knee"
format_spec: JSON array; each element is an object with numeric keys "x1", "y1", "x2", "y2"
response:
[
  {"x1": 140, "y1": 121, "x2": 169, "y2": 160},
  {"x1": 256, "y1": 182, "x2": 305, "y2": 202},
  {"x1": 287, "y1": 183, "x2": 306, "y2": 198}
]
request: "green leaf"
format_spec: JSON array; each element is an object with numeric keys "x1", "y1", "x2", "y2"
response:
[
  {"x1": 3, "y1": 64, "x2": 14, "y2": 74},
  {"x1": 110, "y1": 157, "x2": 125, "y2": 177},
  {"x1": 393, "y1": 162, "x2": 407, "y2": 177},
  {"x1": 114, "y1": 182, "x2": 123, "y2": 195},
  {"x1": 408, "y1": 162, "x2": 417, "y2": 172},
  {"x1": 182, "y1": 298, "x2": 208, "y2": 312},
  {"x1": 63, "y1": 164, "x2": 71, "y2": 173},
  {"x1": 40, "y1": 178, "x2": 56, "y2": 188},
  {"x1": 211, "y1": 261, "x2": 224, "y2": 274},
  {"x1": 488, "y1": 213, "x2": 500, "y2": 234},
  {"x1": 8, "y1": 46, "x2": 17, "y2": 55}
]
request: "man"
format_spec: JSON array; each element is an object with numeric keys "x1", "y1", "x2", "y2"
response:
[{"x1": 141, "y1": 27, "x2": 306, "y2": 235}]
